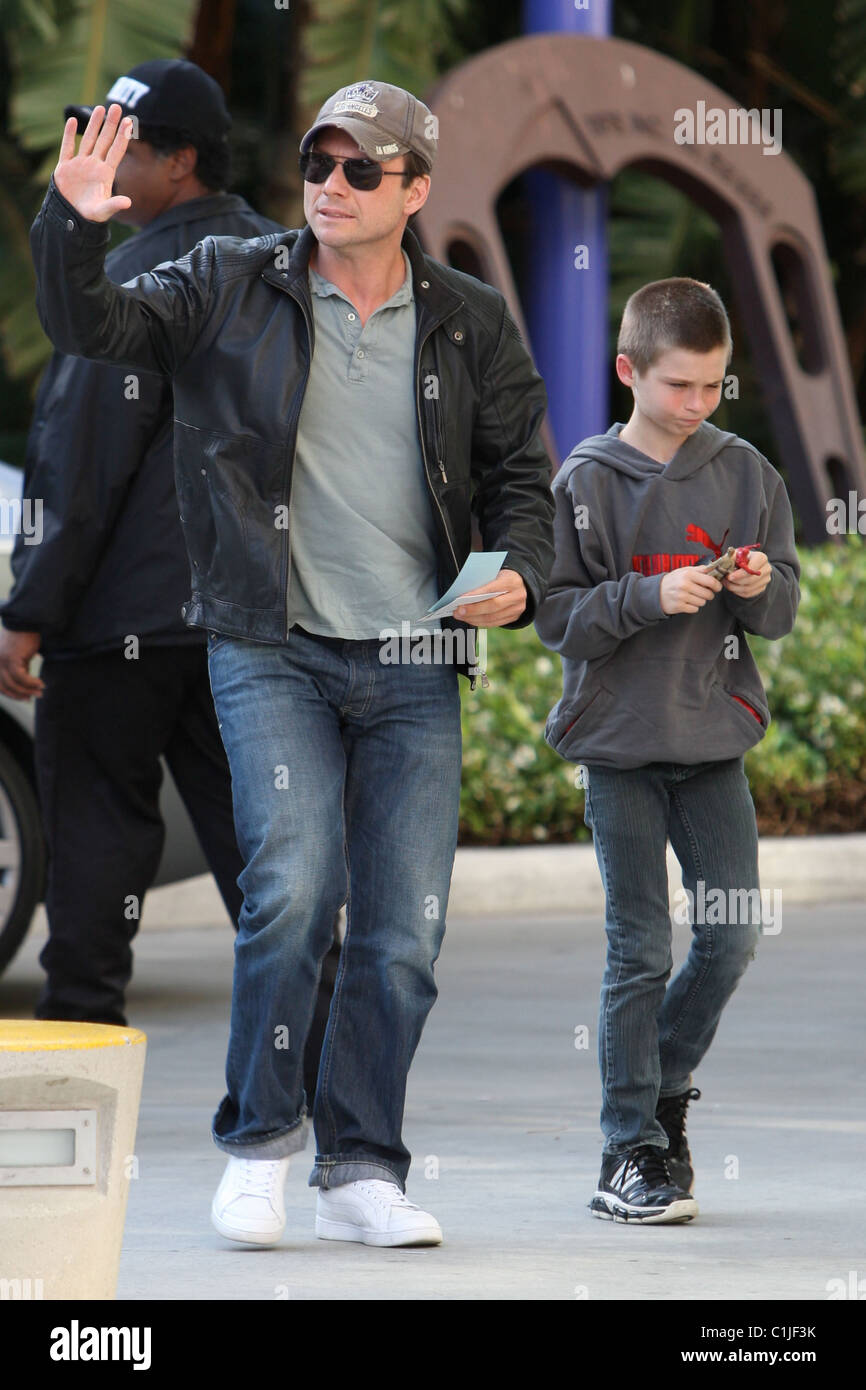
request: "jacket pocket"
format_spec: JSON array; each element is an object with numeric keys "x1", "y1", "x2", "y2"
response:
[
  {"x1": 175, "y1": 423, "x2": 285, "y2": 609},
  {"x1": 425, "y1": 392, "x2": 451, "y2": 485}
]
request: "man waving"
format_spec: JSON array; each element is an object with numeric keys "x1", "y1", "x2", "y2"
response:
[{"x1": 31, "y1": 81, "x2": 553, "y2": 1249}]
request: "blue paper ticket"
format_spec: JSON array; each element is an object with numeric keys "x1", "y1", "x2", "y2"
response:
[{"x1": 417, "y1": 551, "x2": 508, "y2": 621}]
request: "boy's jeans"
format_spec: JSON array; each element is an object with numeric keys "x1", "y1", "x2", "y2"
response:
[
  {"x1": 582, "y1": 757, "x2": 761, "y2": 1156},
  {"x1": 206, "y1": 627, "x2": 462, "y2": 1190}
]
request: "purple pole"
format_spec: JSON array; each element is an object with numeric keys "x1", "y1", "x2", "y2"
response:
[{"x1": 522, "y1": 0, "x2": 611, "y2": 462}]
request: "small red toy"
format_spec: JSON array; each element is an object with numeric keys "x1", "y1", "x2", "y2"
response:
[{"x1": 702, "y1": 543, "x2": 761, "y2": 578}]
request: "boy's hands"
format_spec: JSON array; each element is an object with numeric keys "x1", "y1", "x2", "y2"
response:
[
  {"x1": 660, "y1": 565, "x2": 723, "y2": 615},
  {"x1": 660, "y1": 552, "x2": 772, "y2": 614},
  {"x1": 54, "y1": 103, "x2": 134, "y2": 223},
  {"x1": 722, "y1": 550, "x2": 771, "y2": 599}
]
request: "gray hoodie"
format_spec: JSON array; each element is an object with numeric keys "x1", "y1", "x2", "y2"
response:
[{"x1": 535, "y1": 421, "x2": 800, "y2": 769}]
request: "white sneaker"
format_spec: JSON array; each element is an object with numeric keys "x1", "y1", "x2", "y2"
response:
[
  {"x1": 211, "y1": 1155, "x2": 291, "y2": 1245},
  {"x1": 315, "y1": 1178, "x2": 443, "y2": 1247}
]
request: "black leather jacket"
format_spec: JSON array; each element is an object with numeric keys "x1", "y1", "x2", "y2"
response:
[
  {"x1": 30, "y1": 176, "x2": 555, "y2": 678},
  {"x1": 6, "y1": 190, "x2": 285, "y2": 657}
]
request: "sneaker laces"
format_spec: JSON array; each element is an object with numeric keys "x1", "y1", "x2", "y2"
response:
[
  {"x1": 657, "y1": 1087, "x2": 701, "y2": 1147},
  {"x1": 622, "y1": 1145, "x2": 673, "y2": 1190},
  {"x1": 236, "y1": 1159, "x2": 285, "y2": 1198},
  {"x1": 355, "y1": 1179, "x2": 419, "y2": 1211}
]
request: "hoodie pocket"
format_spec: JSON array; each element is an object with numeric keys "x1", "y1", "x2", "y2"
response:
[
  {"x1": 547, "y1": 686, "x2": 606, "y2": 758},
  {"x1": 730, "y1": 693, "x2": 762, "y2": 723},
  {"x1": 719, "y1": 685, "x2": 768, "y2": 729}
]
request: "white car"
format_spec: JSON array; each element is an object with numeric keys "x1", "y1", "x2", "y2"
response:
[{"x1": 0, "y1": 462, "x2": 209, "y2": 973}]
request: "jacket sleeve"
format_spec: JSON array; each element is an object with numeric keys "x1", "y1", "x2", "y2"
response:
[
  {"x1": 30, "y1": 176, "x2": 216, "y2": 375},
  {"x1": 720, "y1": 467, "x2": 800, "y2": 639},
  {"x1": 534, "y1": 468, "x2": 668, "y2": 661},
  {"x1": 469, "y1": 305, "x2": 555, "y2": 626},
  {"x1": 2, "y1": 351, "x2": 170, "y2": 637}
]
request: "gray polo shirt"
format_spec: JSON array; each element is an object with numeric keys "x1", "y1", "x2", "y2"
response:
[{"x1": 285, "y1": 249, "x2": 440, "y2": 638}]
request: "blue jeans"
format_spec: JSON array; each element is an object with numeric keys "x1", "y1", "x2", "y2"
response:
[
  {"x1": 582, "y1": 757, "x2": 761, "y2": 1156},
  {"x1": 206, "y1": 627, "x2": 462, "y2": 1189}
]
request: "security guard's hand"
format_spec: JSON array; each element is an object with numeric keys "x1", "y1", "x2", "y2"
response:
[{"x1": 0, "y1": 628, "x2": 44, "y2": 700}]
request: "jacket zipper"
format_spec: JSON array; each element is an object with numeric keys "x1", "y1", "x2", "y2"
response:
[
  {"x1": 416, "y1": 324, "x2": 460, "y2": 580},
  {"x1": 431, "y1": 393, "x2": 448, "y2": 484},
  {"x1": 282, "y1": 290, "x2": 314, "y2": 641},
  {"x1": 416, "y1": 327, "x2": 489, "y2": 689}
]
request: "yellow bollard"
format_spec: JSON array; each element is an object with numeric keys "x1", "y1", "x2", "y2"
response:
[{"x1": 0, "y1": 1021, "x2": 146, "y2": 1300}]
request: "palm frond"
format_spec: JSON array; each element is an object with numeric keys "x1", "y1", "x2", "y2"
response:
[
  {"x1": 1, "y1": 0, "x2": 197, "y2": 378},
  {"x1": 299, "y1": 0, "x2": 468, "y2": 117},
  {"x1": 9, "y1": 0, "x2": 197, "y2": 175}
]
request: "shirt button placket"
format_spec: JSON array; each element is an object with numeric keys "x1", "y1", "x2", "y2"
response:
[{"x1": 345, "y1": 305, "x2": 362, "y2": 381}]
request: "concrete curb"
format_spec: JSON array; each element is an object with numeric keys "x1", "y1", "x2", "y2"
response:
[
  {"x1": 447, "y1": 834, "x2": 862, "y2": 918},
  {"x1": 36, "y1": 832, "x2": 855, "y2": 933}
]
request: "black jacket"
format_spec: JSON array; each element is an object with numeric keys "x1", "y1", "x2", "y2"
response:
[
  {"x1": 6, "y1": 189, "x2": 286, "y2": 657},
  {"x1": 28, "y1": 176, "x2": 555, "y2": 676}
]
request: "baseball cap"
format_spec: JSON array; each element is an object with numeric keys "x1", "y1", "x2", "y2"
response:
[
  {"x1": 64, "y1": 59, "x2": 231, "y2": 141},
  {"x1": 300, "y1": 80, "x2": 437, "y2": 169}
]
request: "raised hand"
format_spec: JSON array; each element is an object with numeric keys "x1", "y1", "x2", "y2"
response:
[{"x1": 53, "y1": 103, "x2": 134, "y2": 223}]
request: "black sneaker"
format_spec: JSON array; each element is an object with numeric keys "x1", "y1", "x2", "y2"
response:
[
  {"x1": 656, "y1": 1087, "x2": 701, "y2": 1194},
  {"x1": 590, "y1": 1144, "x2": 698, "y2": 1224}
]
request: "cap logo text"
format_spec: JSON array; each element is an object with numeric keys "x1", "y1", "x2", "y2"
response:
[
  {"x1": 334, "y1": 99, "x2": 378, "y2": 118},
  {"x1": 105, "y1": 76, "x2": 151, "y2": 108}
]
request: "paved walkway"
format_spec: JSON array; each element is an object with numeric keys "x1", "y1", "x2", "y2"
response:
[{"x1": 2, "y1": 902, "x2": 863, "y2": 1301}]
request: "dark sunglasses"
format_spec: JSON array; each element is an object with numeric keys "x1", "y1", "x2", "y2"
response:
[{"x1": 299, "y1": 150, "x2": 406, "y2": 191}]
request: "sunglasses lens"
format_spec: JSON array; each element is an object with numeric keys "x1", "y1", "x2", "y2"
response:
[
  {"x1": 300, "y1": 151, "x2": 384, "y2": 191},
  {"x1": 300, "y1": 153, "x2": 332, "y2": 183},
  {"x1": 344, "y1": 160, "x2": 382, "y2": 190}
]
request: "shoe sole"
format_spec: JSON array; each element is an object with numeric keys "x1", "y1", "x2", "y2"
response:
[
  {"x1": 589, "y1": 1193, "x2": 698, "y2": 1225},
  {"x1": 315, "y1": 1214, "x2": 442, "y2": 1247},
  {"x1": 211, "y1": 1205, "x2": 285, "y2": 1246}
]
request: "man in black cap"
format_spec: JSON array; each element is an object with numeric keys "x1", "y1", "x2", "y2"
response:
[
  {"x1": 0, "y1": 60, "x2": 289, "y2": 1026},
  {"x1": 29, "y1": 79, "x2": 554, "y2": 1249}
]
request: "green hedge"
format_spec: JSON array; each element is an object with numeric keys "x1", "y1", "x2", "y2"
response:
[{"x1": 459, "y1": 538, "x2": 866, "y2": 843}]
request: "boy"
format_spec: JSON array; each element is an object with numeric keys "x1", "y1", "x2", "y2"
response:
[{"x1": 535, "y1": 278, "x2": 799, "y2": 1224}]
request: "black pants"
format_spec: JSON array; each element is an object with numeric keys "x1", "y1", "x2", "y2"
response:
[{"x1": 33, "y1": 643, "x2": 340, "y2": 1054}]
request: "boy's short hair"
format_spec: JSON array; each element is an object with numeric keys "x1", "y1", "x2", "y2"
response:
[{"x1": 617, "y1": 277, "x2": 732, "y2": 373}]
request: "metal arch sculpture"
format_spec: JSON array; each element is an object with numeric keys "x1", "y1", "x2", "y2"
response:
[{"x1": 417, "y1": 34, "x2": 865, "y2": 543}]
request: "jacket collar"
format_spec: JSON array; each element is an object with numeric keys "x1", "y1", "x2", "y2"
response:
[
  {"x1": 263, "y1": 222, "x2": 463, "y2": 332},
  {"x1": 137, "y1": 192, "x2": 253, "y2": 239}
]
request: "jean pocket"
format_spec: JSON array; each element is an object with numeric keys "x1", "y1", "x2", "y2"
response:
[{"x1": 206, "y1": 630, "x2": 233, "y2": 656}]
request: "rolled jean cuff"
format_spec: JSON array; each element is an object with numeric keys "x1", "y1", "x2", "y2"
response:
[
  {"x1": 604, "y1": 1134, "x2": 668, "y2": 1158},
  {"x1": 309, "y1": 1155, "x2": 406, "y2": 1191},
  {"x1": 657, "y1": 1072, "x2": 694, "y2": 1100},
  {"x1": 212, "y1": 1113, "x2": 309, "y2": 1159}
]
